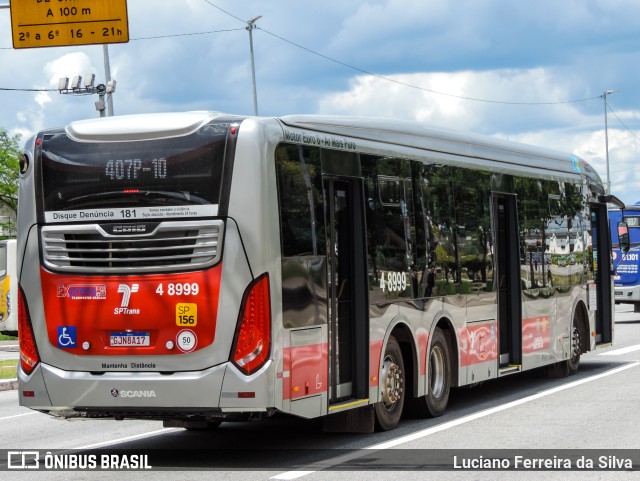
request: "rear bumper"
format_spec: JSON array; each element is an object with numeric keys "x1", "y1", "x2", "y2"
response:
[{"x1": 18, "y1": 360, "x2": 275, "y2": 419}]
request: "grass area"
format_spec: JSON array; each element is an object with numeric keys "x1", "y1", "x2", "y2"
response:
[
  {"x1": 0, "y1": 360, "x2": 17, "y2": 380},
  {"x1": 0, "y1": 333, "x2": 17, "y2": 341}
]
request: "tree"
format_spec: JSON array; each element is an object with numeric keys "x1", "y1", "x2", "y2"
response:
[{"x1": 0, "y1": 128, "x2": 21, "y2": 238}]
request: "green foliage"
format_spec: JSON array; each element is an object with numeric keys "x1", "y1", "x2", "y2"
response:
[
  {"x1": 0, "y1": 360, "x2": 18, "y2": 380},
  {"x1": 0, "y1": 128, "x2": 21, "y2": 238}
]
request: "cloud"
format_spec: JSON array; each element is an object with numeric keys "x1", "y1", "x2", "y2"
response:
[
  {"x1": 317, "y1": 68, "x2": 589, "y2": 133},
  {"x1": 43, "y1": 52, "x2": 96, "y2": 88},
  {"x1": 317, "y1": 67, "x2": 640, "y2": 203},
  {"x1": 1, "y1": 1, "x2": 640, "y2": 202}
]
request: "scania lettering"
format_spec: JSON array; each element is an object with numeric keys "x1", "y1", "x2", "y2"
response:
[{"x1": 17, "y1": 111, "x2": 615, "y2": 432}]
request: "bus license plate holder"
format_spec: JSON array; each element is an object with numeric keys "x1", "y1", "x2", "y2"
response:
[{"x1": 110, "y1": 331, "x2": 150, "y2": 347}]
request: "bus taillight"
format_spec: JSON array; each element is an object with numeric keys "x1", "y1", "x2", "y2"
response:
[
  {"x1": 18, "y1": 285, "x2": 40, "y2": 375},
  {"x1": 231, "y1": 273, "x2": 271, "y2": 375}
]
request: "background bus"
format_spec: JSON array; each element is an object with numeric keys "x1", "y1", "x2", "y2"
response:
[
  {"x1": 16, "y1": 112, "x2": 614, "y2": 432},
  {"x1": 611, "y1": 202, "x2": 640, "y2": 311},
  {"x1": 0, "y1": 239, "x2": 17, "y2": 335}
]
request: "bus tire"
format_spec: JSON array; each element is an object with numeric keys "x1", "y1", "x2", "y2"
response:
[
  {"x1": 546, "y1": 311, "x2": 582, "y2": 378},
  {"x1": 425, "y1": 328, "x2": 451, "y2": 417},
  {"x1": 405, "y1": 328, "x2": 452, "y2": 418},
  {"x1": 374, "y1": 336, "x2": 405, "y2": 431}
]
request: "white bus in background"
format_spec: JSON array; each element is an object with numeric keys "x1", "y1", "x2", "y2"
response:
[
  {"x1": 0, "y1": 239, "x2": 17, "y2": 335},
  {"x1": 16, "y1": 111, "x2": 616, "y2": 432}
]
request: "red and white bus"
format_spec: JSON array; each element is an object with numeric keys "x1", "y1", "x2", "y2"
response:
[{"x1": 17, "y1": 112, "x2": 614, "y2": 431}]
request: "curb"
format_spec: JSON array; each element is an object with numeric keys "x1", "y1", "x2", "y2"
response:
[{"x1": 0, "y1": 379, "x2": 17, "y2": 391}]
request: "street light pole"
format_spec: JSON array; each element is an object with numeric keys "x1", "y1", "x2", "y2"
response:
[
  {"x1": 602, "y1": 89, "x2": 619, "y2": 195},
  {"x1": 246, "y1": 16, "x2": 262, "y2": 116},
  {"x1": 103, "y1": 44, "x2": 114, "y2": 116}
]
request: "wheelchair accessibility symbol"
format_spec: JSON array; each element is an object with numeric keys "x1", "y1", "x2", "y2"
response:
[{"x1": 57, "y1": 326, "x2": 77, "y2": 348}]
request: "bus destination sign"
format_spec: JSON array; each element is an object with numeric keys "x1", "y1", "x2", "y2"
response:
[{"x1": 11, "y1": 0, "x2": 129, "y2": 49}]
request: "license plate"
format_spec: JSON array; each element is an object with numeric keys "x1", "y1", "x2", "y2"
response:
[{"x1": 110, "y1": 332, "x2": 150, "y2": 347}]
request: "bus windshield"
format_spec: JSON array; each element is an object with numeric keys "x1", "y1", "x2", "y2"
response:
[{"x1": 39, "y1": 120, "x2": 229, "y2": 220}]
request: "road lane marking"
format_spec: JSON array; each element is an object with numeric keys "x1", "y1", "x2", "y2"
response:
[
  {"x1": 598, "y1": 344, "x2": 640, "y2": 356},
  {"x1": 271, "y1": 361, "x2": 640, "y2": 479},
  {"x1": 75, "y1": 427, "x2": 182, "y2": 450},
  {"x1": 0, "y1": 412, "x2": 38, "y2": 421}
]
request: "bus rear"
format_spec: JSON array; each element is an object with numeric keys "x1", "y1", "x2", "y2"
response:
[{"x1": 17, "y1": 112, "x2": 275, "y2": 422}]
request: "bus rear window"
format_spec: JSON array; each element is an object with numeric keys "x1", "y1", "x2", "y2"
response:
[{"x1": 39, "y1": 120, "x2": 229, "y2": 220}]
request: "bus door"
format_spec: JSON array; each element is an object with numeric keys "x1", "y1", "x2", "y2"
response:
[
  {"x1": 323, "y1": 177, "x2": 369, "y2": 404},
  {"x1": 590, "y1": 203, "x2": 613, "y2": 344},
  {"x1": 493, "y1": 194, "x2": 523, "y2": 370}
]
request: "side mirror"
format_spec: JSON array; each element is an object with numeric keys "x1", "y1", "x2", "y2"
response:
[{"x1": 618, "y1": 221, "x2": 630, "y2": 254}]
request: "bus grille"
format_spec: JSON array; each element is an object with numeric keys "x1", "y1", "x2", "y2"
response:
[{"x1": 40, "y1": 220, "x2": 224, "y2": 273}]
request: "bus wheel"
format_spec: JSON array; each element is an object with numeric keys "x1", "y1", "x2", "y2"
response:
[
  {"x1": 425, "y1": 328, "x2": 451, "y2": 417},
  {"x1": 375, "y1": 336, "x2": 405, "y2": 431},
  {"x1": 567, "y1": 312, "x2": 582, "y2": 375}
]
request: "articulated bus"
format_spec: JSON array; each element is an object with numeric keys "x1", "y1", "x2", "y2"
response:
[
  {"x1": 17, "y1": 112, "x2": 615, "y2": 432},
  {"x1": 0, "y1": 239, "x2": 17, "y2": 335},
  {"x1": 611, "y1": 202, "x2": 640, "y2": 311}
]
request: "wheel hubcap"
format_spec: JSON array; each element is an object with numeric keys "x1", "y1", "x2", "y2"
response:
[
  {"x1": 571, "y1": 324, "x2": 581, "y2": 361},
  {"x1": 380, "y1": 355, "x2": 403, "y2": 409}
]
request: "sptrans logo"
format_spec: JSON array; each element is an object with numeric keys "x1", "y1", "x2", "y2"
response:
[
  {"x1": 57, "y1": 284, "x2": 106, "y2": 300},
  {"x1": 115, "y1": 284, "x2": 140, "y2": 315}
]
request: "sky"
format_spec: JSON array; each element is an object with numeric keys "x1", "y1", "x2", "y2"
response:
[{"x1": 1, "y1": 0, "x2": 640, "y2": 204}]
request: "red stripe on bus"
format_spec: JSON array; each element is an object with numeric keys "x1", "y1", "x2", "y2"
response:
[
  {"x1": 460, "y1": 322, "x2": 498, "y2": 367},
  {"x1": 369, "y1": 339, "x2": 383, "y2": 387},
  {"x1": 522, "y1": 315, "x2": 551, "y2": 353},
  {"x1": 282, "y1": 342, "x2": 328, "y2": 400},
  {"x1": 417, "y1": 331, "x2": 429, "y2": 376}
]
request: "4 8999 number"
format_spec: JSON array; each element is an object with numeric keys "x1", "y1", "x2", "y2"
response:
[{"x1": 156, "y1": 283, "x2": 200, "y2": 296}]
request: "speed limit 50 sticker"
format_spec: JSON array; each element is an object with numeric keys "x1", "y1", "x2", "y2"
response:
[
  {"x1": 176, "y1": 303, "x2": 197, "y2": 326},
  {"x1": 177, "y1": 329, "x2": 197, "y2": 352}
]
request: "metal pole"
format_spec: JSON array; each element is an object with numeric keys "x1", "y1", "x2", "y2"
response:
[
  {"x1": 246, "y1": 16, "x2": 262, "y2": 116},
  {"x1": 103, "y1": 44, "x2": 114, "y2": 116},
  {"x1": 604, "y1": 93, "x2": 610, "y2": 194},
  {"x1": 98, "y1": 91, "x2": 106, "y2": 118},
  {"x1": 602, "y1": 89, "x2": 619, "y2": 195}
]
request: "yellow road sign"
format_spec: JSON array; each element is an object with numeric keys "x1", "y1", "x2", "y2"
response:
[{"x1": 11, "y1": 0, "x2": 129, "y2": 49}]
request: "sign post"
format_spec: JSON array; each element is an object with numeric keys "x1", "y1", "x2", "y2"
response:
[{"x1": 10, "y1": 0, "x2": 129, "y2": 49}]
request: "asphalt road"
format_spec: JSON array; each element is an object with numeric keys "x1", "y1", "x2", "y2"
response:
[{"x1": 0, "y1": 306, "x2": 639, "y2": 480}]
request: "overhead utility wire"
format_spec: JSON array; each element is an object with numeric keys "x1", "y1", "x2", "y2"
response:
[
  {"x1": 130, "y1": 27, "x2": 243, "y2": 41},
  {"x1": 0, "y1": 27, "x2": 242, "y2": 50},
  {"x1": 257, "y1": 26, "x2": 600, "y2": 106},
  {"x1": 608, "y1": 103, "x2": 640, "y2": 144},
  {"x1": 0, "y1": 27, "x2": 242, "y2": 92},
  {"x1": 198, "y1": 0, "x2": 601, "y2": 106},
  {"x1": 607, "y1": 103, "x2": 640, "y2": 175},
  {"x1": 0, "y1": 0, "x2": 611, "y2": 106}
]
